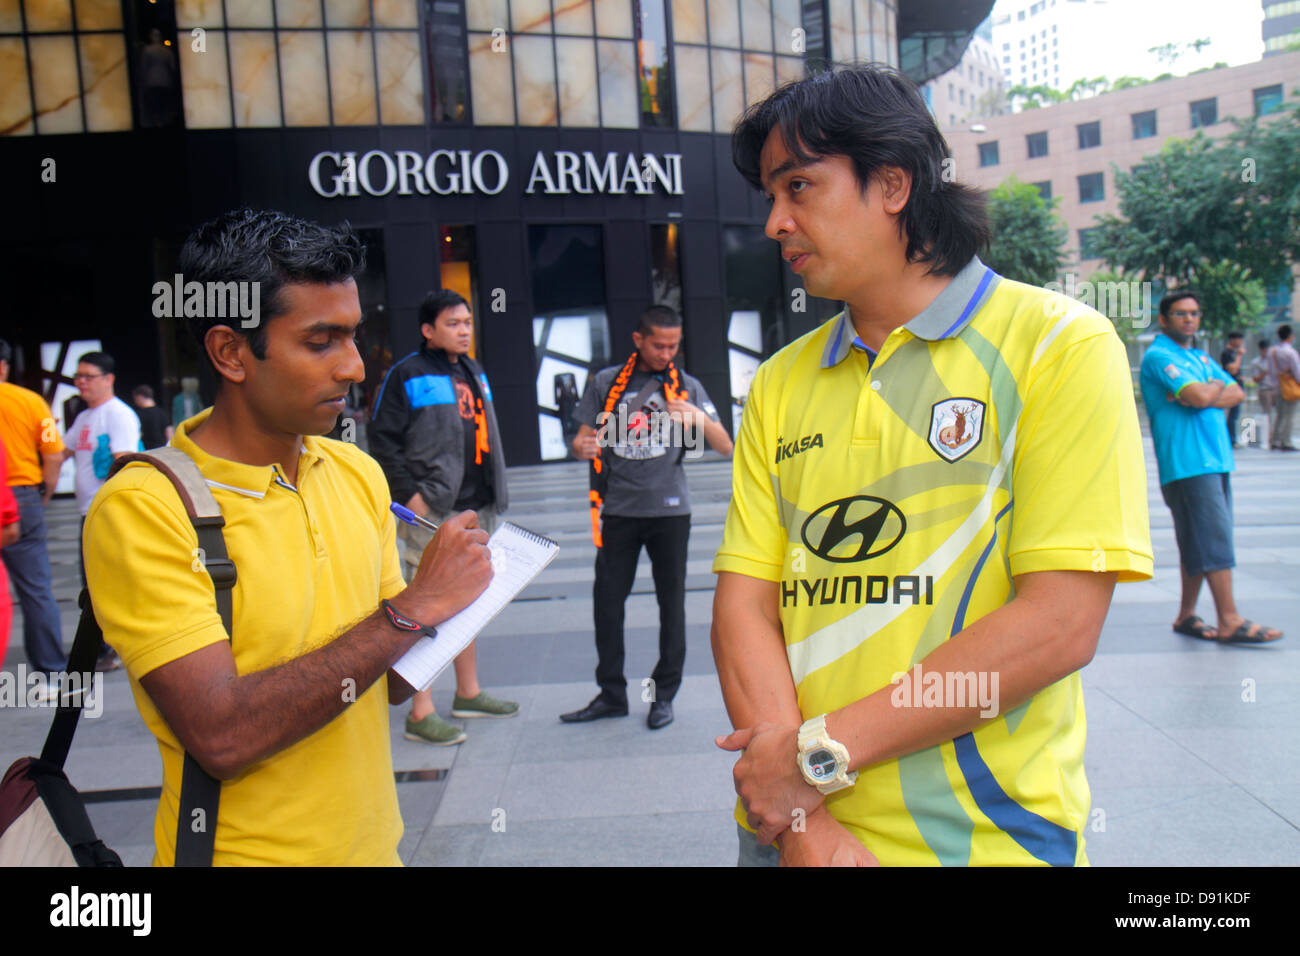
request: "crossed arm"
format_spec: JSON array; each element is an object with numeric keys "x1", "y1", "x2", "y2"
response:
[{"x1": 1174, "y1": 380, "x2": 1243, "y2": 410}]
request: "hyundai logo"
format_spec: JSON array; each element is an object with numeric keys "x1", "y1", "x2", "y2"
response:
[{"x1": 800, "y1": 496, "x2": 906, "y2": 563}]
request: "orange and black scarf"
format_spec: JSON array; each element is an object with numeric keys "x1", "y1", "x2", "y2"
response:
[{"x1": 587, "y1": 352, "x2": 686, "y2": 547}]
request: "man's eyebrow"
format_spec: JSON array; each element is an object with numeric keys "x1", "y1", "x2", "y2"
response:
[
  {"x1": 302, "y1": 319, "x2": 363, "y2": 334},
  {"x1": 762, "y1": 157, "x2": 816, "y2": 189}
]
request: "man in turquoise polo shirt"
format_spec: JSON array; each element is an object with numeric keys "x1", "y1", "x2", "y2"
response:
[{"x1": 1139, "y1": 291, "x2": 1282, "y2": 644}]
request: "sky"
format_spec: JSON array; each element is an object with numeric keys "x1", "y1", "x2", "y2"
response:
[{"x1": 990, "y1": 0, "x2": 1267, "y2": 85}]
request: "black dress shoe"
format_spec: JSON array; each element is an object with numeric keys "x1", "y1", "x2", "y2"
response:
[
  {"x1": 647, "y1": 699, "x2": 674, "y2": 730},
  {"x1": 559, "y1": 695, "x2": 628, "y2": 723}
]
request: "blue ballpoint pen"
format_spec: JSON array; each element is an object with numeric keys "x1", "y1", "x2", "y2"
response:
[{"x1": 390, "y1": 502, "x2": 440, "y2": 532}]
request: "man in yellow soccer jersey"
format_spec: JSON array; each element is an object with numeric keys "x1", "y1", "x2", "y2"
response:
[{"x1": 711, "y1": 66, "x2": 1153, "y2": 866}]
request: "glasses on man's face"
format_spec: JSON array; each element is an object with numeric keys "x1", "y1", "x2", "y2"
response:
[
  {"x1": 1169, "y1": 310, "x2": 1202, "y2": 319},
  {"x1": 73, "y1": 373, "x2": 104, "y2": 382}
]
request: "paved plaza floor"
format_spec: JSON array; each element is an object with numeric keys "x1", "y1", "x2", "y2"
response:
[{"x1": 3, "y1": 428, "x2": 1297, "y2": 866}]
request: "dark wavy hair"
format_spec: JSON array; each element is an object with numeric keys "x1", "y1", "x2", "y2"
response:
[
  {"x1": 732, "y1": 64, "x2": 990, "y2": 277},
  {"x1": 176, "y1": 209, "x2": 366, "y2": 366},
  {"x1": 419, "y1": 288, "x2": 469, "y2": 333}
]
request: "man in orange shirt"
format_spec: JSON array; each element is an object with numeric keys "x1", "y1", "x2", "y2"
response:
[{"x1": 0, "y1": 339, "x2": 69, "y2": 680}]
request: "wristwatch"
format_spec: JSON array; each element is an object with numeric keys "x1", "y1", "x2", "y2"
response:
[
  {"x1": 797, "y1": 714, "x2": 857, "y2": 794},
  {"x1": 381, "y1": 599, "x2": 438, "y2": 641}
]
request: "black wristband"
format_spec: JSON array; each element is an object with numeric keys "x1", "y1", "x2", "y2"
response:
[{"x1": 381, "y1": 599, "x2": 438, "y2": 640}]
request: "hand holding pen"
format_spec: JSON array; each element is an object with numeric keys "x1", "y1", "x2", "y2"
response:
[{"x1": 389, "y1": 503, "x2": 493, "y2": 626}]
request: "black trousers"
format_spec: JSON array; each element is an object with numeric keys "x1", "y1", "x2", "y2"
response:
[{"x1": 592, "y1": 513, "x2": 690, "y2": 707}]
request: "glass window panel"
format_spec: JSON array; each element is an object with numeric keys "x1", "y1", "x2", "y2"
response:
[
  {"x1": 428, "y1": 2, "x2": 469, "y2": 122},
  {"x1": 593, "y1": 0, "x2": 632, "y2": 37},
  {"x1": 554, "y1": 0, "x2": 593, "y2": 35},
  {"x1": 373, "y1": 0, "x2": 416, "y2": 27},
  {"x1": 0, "y1": 0, "x2": 22, "y2": 32},
  {"x1": 325, "y1": 0, "x2": 369, "y2": 28},
  {"x1": 179, "y1": 28, "x2": 231, "y2": 127},
  {"x1": 710, "y1": 46, "x2": 742, "y2": 133},
  {"x1": 376, "y1": 30, "x2": 424, "y2": 123},
  {"x1": 136, "y1": 29, "x2": 184, "y2": 130},
  {"x1": 827, "y1": 0, "x2": 852, "y2": 62},
  {"x1": 512, "y1": 33, "x2": 555, "y2": 125},
  {"x1": 772, "y1": 0, "x2": 799, "y2": 54},
  {"x1": 882, "y1": 0, "x2": 895, "y2": 65},
  {"x1": 740, "y1": 0, "x2": 773, "y2": 51},
  {"x1": 327, "y1": 30, "x2": 378, "y2": 123},
  {"x1": 708, "y1": 0, "x2": 740, "y2": 46},
  {"x1": 0, "y1": 37, "x2": 34, "y2": 135},
  {"x1": 510, "y1": 0, "x2": 551, "y2": 33},
  {"x1": 673, "y1": 42, "x2": 708, "y2": 130},
  {"x1": 78, "y1": 33, "x2": 131, "y2": 131},
  {"x1": 175, "y1": 0, "x2": 224, "y2": 27},
  {"x1": 775, "y1": 52, "x2": 801, "y2": 86},
  {"x1": 225, "y1": 0, "x2": 273, "y2": 27},
  {"x1": 596, "y1": 37, "x2": 636, "y2": 127},
  {"x1": 468, "y1": 31, "x2": 513, "y2": 124},
  {"x1": 29, "y1": 34, "x2": 82, "y2": 133},
  {"x1": 650, "y1": 222, "x2": 683, "y2": 314},
  {"x1": 742, "y1": 50, "x2": 773, "y2": 107},
  {"x1": 467, "y1": 0, "x2": 506, "y2": 31},
  {"x1": 278, "y1": 30, "x2": 329, "y2": 124},
  {"x1": 275, "y1": 0, "x2": 322, "y2": 27},
  {"x1": 556, "y1": 35, "x2": 598, "y2": 126},
  {"x1": 228, "y1": 30, "x2": 281, "y2": 126},
  {"x1": 23, "y1": 0, "x2": 72, "y2": 31},
  {"x1": 74, "y1": 0, "x2": 122, "y2": 30},
  {"x1": 671, "y1": 0, "x2": 705, "y2": 43},
  {"x1": 637, "y1": 0, "x2": 672, "y2": 126}
]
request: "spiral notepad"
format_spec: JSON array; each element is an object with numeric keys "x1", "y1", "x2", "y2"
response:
[{"x1": 392, "y1": 522, "x2": 559, "y2": 691}]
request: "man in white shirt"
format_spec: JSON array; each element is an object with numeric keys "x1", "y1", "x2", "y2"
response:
[
  {"x1": 63, "y1": 351, "x2": 141, "y2": 670},
  {"x1": 1265, "y1": 325, "x2": 1300, "y2": 451}
]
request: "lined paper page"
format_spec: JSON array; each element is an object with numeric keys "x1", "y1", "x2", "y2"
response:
[{"x1": 392, "y1": 522, "x2": 559, "y2": 691}]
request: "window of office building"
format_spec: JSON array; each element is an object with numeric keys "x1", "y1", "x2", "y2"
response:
[
  {"x1": 1190, "y1": 97, "x2": 1218, "y2": 129},
  {"x1": 1131, "y1": 109, "x2": 1156, "y2": 138},
  {"x1": 1077, "y1": 120, "x2": 1101, "y2": 149},
  {"x1": 1254, "y1": 84, "x2": 1283, "y2": 117},
  {"x1": 1033, "y1": 180, "x2": 1051, "y2": 201},
  {"x1": 1027, "y1": 130, "x2": 1048, "y2": 157},
  {"x1": 978, "y1": 141, "x2": 999, "y2": 166},
  {"x1": 634, "y1": 0, "x2": 673, "y2": 127},
  {"x1": 1078, "y1": 172, "x2": 1104, "y2": 203},
  {"x1": 1078, "y1": 227, "x2": 1099, "y2": 259}
]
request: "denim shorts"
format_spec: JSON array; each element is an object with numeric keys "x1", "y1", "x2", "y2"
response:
[{"x1": 1160, "y1": 472, "x2": 1235, "y2": 576}]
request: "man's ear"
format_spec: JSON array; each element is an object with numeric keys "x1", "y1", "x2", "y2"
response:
[
  {"x1": 204, "y1": 325, "x2": 249, "y2": 385},
  {"x1": 631, "y1": 330, "x2": 644, "y2": 351},
  {"x1": 876, "y1": 166, "x2": 913, "y2": 216}
]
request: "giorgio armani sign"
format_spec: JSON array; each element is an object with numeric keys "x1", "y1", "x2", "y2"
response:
[{"x1": 308, "y1": 149, "x2": 684, "y2": 199}]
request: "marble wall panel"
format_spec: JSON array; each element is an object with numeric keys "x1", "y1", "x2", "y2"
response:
[
  {"x1": 882, "y1": 0, "x2": 895, "y2": 66},
  {"x1": 671, "y1": 0, "x2": 705, "y2": 44},
  {"x1": 179, "y1": 28, "x2": 231, "y2": 127},
  {"x1": 467, "y1": 0, "x2": 507, "y2": 32},
  {"x1": 226, "y1": 0, "x2": 273, "y2": 27},
  {"x1": 325, "y1": 0, "x2": 369, "y2": 28},
  {"x1": 827, "y1": 0, "x2": 853, "y2": 63},
  {"x1": 74, "y1": 0, "x2": 121, "y2": 30},
  {"x1": 374, "y1": 0, "x2": 417, "y2": 28},
  {"x1": 78, "y1": 33, "x2": 130, "y2": 131},
  {"x1": 376, "y1": 30, "x2": 424, "y2": 124},
  {"x1": 468, "y1": 31, "x2": 514, "y2": 125},
  {"x1": 0, "y1": 37, "x2": 33, "y2": 135},
  {"x1": 23, "y1": 0, "x2": 72, "y2": 32},
  {"x1": 672, "y1": 42, "x2": 709, "y2": 131},
  {"x1": 775, "y1": 51, "x2": 801, "y2": 87},
  {"x1": 554, "y1": 0, "x2": 593, "y2": 36},
  {"x1": 742, "y1": 50, "x2": 772, "y2": 107},
  {"x1": 593, "y1": 0, "x2": 632, "y2": 38},
  {"x1": 771, "y1": 0, "x2": 799, "y2": 55},
  {"x1": 595, "y1": 37, "x2": 636, "y2": 127},
  {"x1": 0, "y1": 0, "x2": 23, "y2": 33},
  {"x1": 556, "y1": 35, "x2": 598, "y2": 126},
  {"x1": 740, "y1": 0, "x2": 772, "y2": 52},
  {"x1": 228, "y1": 30, "x2": 280, "y2": 126},
  {"x1": 708, "y1": 0, "x2": 740, "y2": 48},
  {"x1": 29, "y1": 34, "x2": 81, "y2": 133},
  {"x1": 275, "y1": 0, "x2": 321, "y2": 28},
  {"x1": 512, "y1": 33, "x2": 555, "y2": 124},
  {"x1": 709, "y1": 46, "x2": 741, "y2": 133},
  {"x1": 327, "y1": 29, "x2": 377, "y2": 123},
  {"x1": 175, "y1": 0, "x2": 224, "y2": 28},
  {"x1": 510, "y1": 0, "x2": 551, "y2": 33},
  {"x1": 278, "y1": 29, "x2": 329, "y2": 125}
]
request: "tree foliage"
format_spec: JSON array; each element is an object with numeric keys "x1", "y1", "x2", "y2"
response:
[{"x1": 983, "y1": 177, "x2": 1068, "y2": 287}]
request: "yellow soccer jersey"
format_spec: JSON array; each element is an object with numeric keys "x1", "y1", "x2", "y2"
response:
[{"x1": 714, "y1": 256, "x2": 1152, "y2": 866}]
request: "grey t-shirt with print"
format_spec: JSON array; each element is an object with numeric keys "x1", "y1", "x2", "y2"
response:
[{"x1": 575, "y1": 364, "x2": 720, "y2": 518}]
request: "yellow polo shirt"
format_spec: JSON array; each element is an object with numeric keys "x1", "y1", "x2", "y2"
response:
[
  {"x1": 84, "y1": 409, "x2": 407, "y2": 866},
  {"x1": 0, "y1": 382, "x2": 65, "y2": 486},
  {"x1": 714, "y1": 257, "x2": 1152, "y2": 865}
]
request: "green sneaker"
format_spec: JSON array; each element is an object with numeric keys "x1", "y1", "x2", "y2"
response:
[
  {"x1": 403, "y1": 713, "x2": 467, "y2": 745},
  {"x1": 450, "y1": 691, "x2": 520, "y2": 719}
]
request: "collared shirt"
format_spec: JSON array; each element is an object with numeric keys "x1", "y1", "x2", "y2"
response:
[
  {"x1": 83, "y1": 409, "x2": 406, "y2": 865},
  {"x1": 714, "y1": 256, "x2": 1152, "y2": 865},
  {"x1": 0, "y1": 382, "x2": 65, "y2": 486},
  {"x1": 1139, "y1": 333, "x2": 1236, "y2": 485},
  {"x1": 1264, "y1": 340, "x2": 1300, "y2": 390}
]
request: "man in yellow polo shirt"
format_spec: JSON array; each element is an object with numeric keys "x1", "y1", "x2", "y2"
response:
[
  {"x1": 712, "y1": 66, "x2": 1152, "y2": 866},
  {"x1": 83, "y1": 210, "x2": 493, "y2": 865}
]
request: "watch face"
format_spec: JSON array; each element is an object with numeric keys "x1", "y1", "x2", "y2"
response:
[{"x1": 806, "y1": 748, "x2": 838, "y2": 779}]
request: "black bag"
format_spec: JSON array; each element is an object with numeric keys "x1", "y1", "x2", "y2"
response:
[{"x1": 0, "y1": 448, "x2": 236, "y2": 866}]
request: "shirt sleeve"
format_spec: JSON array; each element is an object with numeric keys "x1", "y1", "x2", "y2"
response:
[
  {"x1": 1008, "y1": 323, "x2": 1153, "y2": 583},
  {"x1": 712, "y1": 364, "x2": 785, "y2": 581},
  {"x1": 33, "y1": 395, "x2": 66, "y2": 456},
  {"x1": 687, "y1": 376, "x2": 722, "y2": 423},
  {"x1": 109, "y1": 402, "x2": 142, "y2": 454},
  {"x1": 1145, "y1": 350, "x2": 1193, "y2": 396},
  {"x1": 574, "y1": 371, "x2": 604, "y2": 429}
]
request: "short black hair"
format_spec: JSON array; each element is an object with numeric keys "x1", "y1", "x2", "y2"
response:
[
  {"x1": 176, "y1": 209, "x2": 366, "y2": 368},
  {"x1": 1159, "y1": 290, "x2": 1200, "y2": 318},
  {"x1": 0, "y1": 339, "x2": 10, "y2": 364},
  {"x1": 1280, "y1": 325, "x2": 1293, "y2": 341},
  {"x1": 132, "y1": 384, "x2": 154, "y2": 400},
  {"x1": 731, "y1": 64, "x2": 990, "y2": 278},
  {"x1": 419, "y1": 289, "x2": 470, "y2": 333},
  {"x1": 1227, "y1": 330, "x2": 1244, "y2": 340},
  {"x1": 1258, "y1": 338, "x2": 1270, "y2": 349},
  {"x1": 637, "y1": 305, "x2": 681, "y2": 336},
  {"x1": 77, "y1": 351, "x2": 114, "y2": 375}
]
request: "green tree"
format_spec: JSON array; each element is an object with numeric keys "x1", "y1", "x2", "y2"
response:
[{"x1": 984, "y1": 177, "x2": 1068, "y2": 286}]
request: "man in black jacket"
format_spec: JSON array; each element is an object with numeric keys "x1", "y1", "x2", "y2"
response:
[{"x1": 370, "y1": 290, "x2": 519, "y2": 744}]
